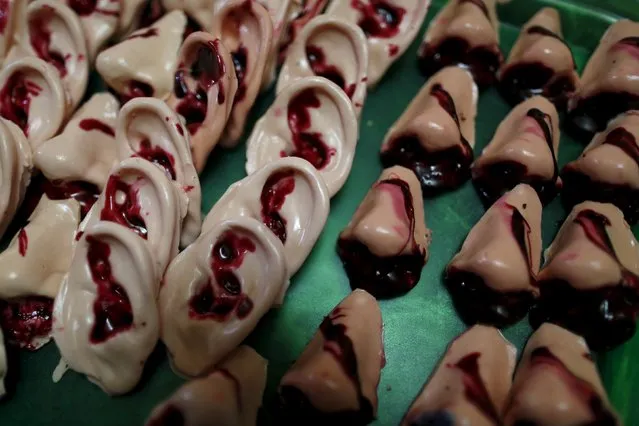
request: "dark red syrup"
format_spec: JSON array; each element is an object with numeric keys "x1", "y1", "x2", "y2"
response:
[
  {"x1": 285, "y1": 88, "x2": 335, "y2": 169},
  {"x1": 0, "y1": 296, "x2": 54, "y2": 350},
  {"x1": 380, "y1": 83, "x2": 473, "y2": 196},
  {"x1": 306, "y1": 45, "x2": 356, "y2": 98},
  {"x1": 0, "y1": 72, "x2": 42, "y2": 135},
  {"x1": 188, "y1": 231, "x2": 256, "y2": 321},
  {"x1": 260, "y1": 170, "x2": 296, "y2": 243},
  {"x1": 134, "y1": 139, "x2": 176, "y2": 180},
  {"x1": 567, "y1": 91, "x2": 639, "y2": 141},
  {"x1": 86, "y1": 235, "x2": 134, "y2": 343},
  {"x1": 118, "y1": 80, "x2": 155, "y2": 103},
  {"x1": 78, "y1": 118, "x2": 115, "y2": 136},
  {"x1": 231, "y1": 45, "x2": 248, "y2": 104},
  {"x1": 499, "y1": 62, "x2": 576, "y2": 109},
  {"x1": 472, "y1": 107, "x2": 560, "y2": 206},
  {"x1": 29, "y1": 8, "x2": 68, "y2": 77},
  {"x1": 18, "y1": 228, "x2": 28, "y2": 256},
  {"x1": 337, "y1": 178, "x2": 426, "y2": 299},
  {"x1": 67, "y1": 0, "x2": 120, "y2": 17},
  {"x1": 352, "y1": 0, "x2": 405, "y2": 39},
  {"x1": 100, "y1": 175, "x2": 148, "y2": 239}
]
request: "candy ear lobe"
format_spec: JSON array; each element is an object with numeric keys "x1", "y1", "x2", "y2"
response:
[
  {"x1": 145, "y1": 345, "x2": 267, "y2": 426},
  {"x1": 211, "y1": 0, "x2": 273, "y2": 147},
  {"x1": 418, "y1": 0, "x2": 502, "y2": 87},
  {"x1": 277, "y1": 15, "x2": 369, "y2": 116},
  {"x1": 52, "y1": 221, "x2": 159, "y2": 395},
  {"x1": 505, "y1": 323, "x2": 619, "y2": 426},
  {"x1": 561, "y1": 111, "x2": 639, "y2": 224},
  {"x1": 65, "y1": 0, "x2": 120, "y2": 61},
  {"x1": 401, "y1": 325, "x2": 516, "y2": 426},
  {"x1": 326, "y1": 0, "x2": 429, "y2": 88},
  {"x1": 0, "y1": 56, "x2": 66, "y2": 147},
  {"x1": 0, "y1": 117, "x2": 33, "y2": 239},
  {"x1": 498, "y1": 7, "x2": 578, "y2": 108},
  {"x1": 278, "y1": 289, "x2": 384, "y2": 424},
  {"x1": 445, "y1": 183, "x2": 542, "y2": 327},
  {"x1": 167, "y1": 32, "x2": 238, "y2": 173},
  {"x1": 472, "y1": 96, "x2": 561, "y2": 205},
  {"x1": 34, "y1": 92, "x2": 120, "y2": 189},
  {"x1": 246, "y1": 77, "x2": 358, "y2": 197},
  {"x1": 116, "y1": 97, "x2": 202, "y2": 247},
  {"x1": 159, "y1": 218, "x2": 287, "y2": 378},
  {"x1": 96, "y1": 10, "x2": 187, "y2": 102},
  {"x1": 381, "y1": 66, "x2": 477, "y2": 196},
  {"x1": 259, "y1": 0, "x2": 293, "y2": 92},
  {"x1": 278, "y1": 0, "x2": 330, "y2": 63}
]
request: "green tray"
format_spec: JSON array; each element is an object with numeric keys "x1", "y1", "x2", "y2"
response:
[{"x1": 1, "y1": 0, "x2": 638, "y2": 424}]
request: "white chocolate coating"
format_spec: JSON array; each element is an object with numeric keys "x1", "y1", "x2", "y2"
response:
[
  {"x1": 160, "y1": 217, "x2": 287, "y2": 377},
  {"x1": 246, "y1": 76, "x2": 358, "y2": 197},
  {"x1": 34, "y1": 92, "x2": 120, "y2": 189},
  {"x1": 52, "y1": 221, "x2": 159, "y2": 395},
  {"x1": 259, "y1": 0, "x2": 293, "y2": 92},
  {"x1": 64, "y1": 0, "x2": 120, "y2": 61}
]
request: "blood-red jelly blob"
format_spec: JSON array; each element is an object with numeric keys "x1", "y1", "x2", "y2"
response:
[
  {"x1": 100, "y1": 175, "x2": 148, "y2": 239},
  {"x1": 0, "y1": 296, "x2": 54, "y2": 350},
  {"x1": 78, "y1": 118, "x2": 115, "y2": 137},
  {"x1": 260, "y1": 170, "x2": 296, "y2": 243},
  {"x1": 449, "y1": 352, "x2": 501, "y2": 424},
  {"x1": 86, "y1": 235, "x2": 134, "y2": 343},
  {"x1": 18, "y1": 228, "x2": 28, "y2": 256},
  {"x1": 0, "y1": 72, "x2": 42, "y2": 135},
  {"x1": 134, "y1": 139, "x2": 176, "y2": 180},
  {"x1": 499, "y1": 62, "x2": 576, "y2": 109},
  {"x1": 306, "y1": 45, "x2": 356, "y2": 98},
  {"x1": 351, "y1": 0, "x2": 405, "y2": 39},
  {"x1": 231, "y1": 45, "x2": 248, "y2": 104},
  {"x1": 119, "y1": 80, "x2": 155, "y2": 103},
  {"x1": 29, "y1": 8, "x2": 68, "y2": 77}
]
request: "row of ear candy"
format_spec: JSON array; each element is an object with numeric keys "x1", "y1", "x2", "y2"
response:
[{"x1": 144, "y1": 290, "x2": 620, "y2": 426}]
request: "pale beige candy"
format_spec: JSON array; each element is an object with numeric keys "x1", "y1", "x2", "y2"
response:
[
  {"x1": 473, "y1": 96, "x2": 560, "y2": 182},
  {"x1": 540, "y1": 201, "x2": 639, "y2": 291},
  {"x1": 0, "y1": 117, "x2": 33, "y2": 239},
  {"x1": 340, "y1": 166, "x2": 431, "y2": 259},
  {"x1": 64, "y1": 0, "x2": 120, "y2": 61},
  {"x1": 504, "y1": 323, "x2": 619, "y2": 426},
  {"x1": 246, "y1": 77, "x2": 358, "y2": 197},
  {"x1": 381, "y1": 66, "x2": 477, "y2": 156},
  {"x1": 0, "y1": 56, "x2": 66, "y2": 148},
  {"x1": 326, "y1": 0, "x2": 429, "y2": 88},
  {"x1": 161, "y1": 0, "x2": 218, "y2": 31},
  {"x1": 0, "y1": 0, "x2": 24, "y2": 66},
  {"x1": 277, "y1": 15, "x2": 369, "y2": 117},
  {"x1": 116, "y1": 97, "x2": 202, "y2": 247},
  {"x1": 205, "y1": 157, "x2": 329, "y2": 287},
  {"x1": 52, "y1": 221, "x2": 159, "y2": 395},
  {"x1": 569, "y1": 20, "x2": 639, "y2": 109},
  {"x1": 167, "y1": 32, "x2": 238, "y2": 173},
  {"x1": 78, "y1": 158, "x2": 183, "y2": 281},
  {"x1": 280, "y1": 289, "x2": 383, "y2": 417},
  {"x1": 279, "y1": 0, "x2": 329, "y2": 60},
  {"x1": 402, "y1": 325, "x2": 516, "y2": 426},
  {"x1": 0, "y1": 328, "x2": 5, "y2": 398},
  {"x1": 8, "y1": 0, "x2": 89, "y2": 110},
  {"x1": 145, "y1": 345, "x2": 267, "y2": 426},
  {"x1": 96, "y1": 10, "x2": 187, "y2": 101},
  {"x1": 259, "y1": 0, "x2": 293, "y2": 92},
  {"x1": 0, "y1": 196, "x2": 80, "y2": 301},
  {"x1": 448, "y1": 183, "x2": 542, "y2": 293},
  {"x1": 564, "y1": 111, "x2": 639, "y2": 188},
  {"x1": 160, "y1": 217, "x2": 287, "y2": 377},
  {"x1": 117, "y1": 0, "x2": 148, "y2": 36},
  {"x1": 210, "y1": 0, "x2": 273, "y2": 146},
  {"x1": 500, "y1": 8, "x2": 578, "y2": 87},
  {"x1": 34, "y1": 92, "x2": 120, "y2": 189}
]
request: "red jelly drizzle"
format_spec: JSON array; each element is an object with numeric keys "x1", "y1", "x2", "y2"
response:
[
  {"x1": 78, "y1": 118, "x2": 115, "y2": 137},
  {"x1": 351, "y1": 0, "x2": 406, "y2": 39},
  {"x1": 121, "y1": 80, "x2": 154, "y2": 103},
  {"x1": 100, "y1": 175, "x2": 148, "y2": 239},
  {"x1": 260, "y1": 170, "x2": 296, "y2": 243},
  {"x1": 0, "y1": 73, "x2": 42, "y2": 135},
  {"x1": 86, "y1": 235, "x2": 134, "y2": 343},
  {"x1": 67, "y1": 0, "x2": 120, "y2": 17},
  {"x1": 448, "y1": 352, "x2": 501, "y2": 424},
  {"x1": 189, "y1": 231, "x2": 256, "y2": 321},
  {"x1": 0, "y1": 296, "x2": 54, "y2": 350},
  {"x1": 29, "y1": 8, "x2": 68, "y2": 77},
  {"x1": 0, "y1": 0, "x2": 9, "y2": 33},
  {"x1": 134, "y1": 139, "x2": 176, "y2": 180},
  {"x1": 18, "y1": 228, "x2": 28, "y2": 256},
  {"x1": 306, "y1": 45, "x2": 355, "y2": 98},
  {"x1": 286, "y1": 88, "x2": 335, "y2": 169},
  {"x1": 601, "y1": 127, "x2": 639, "y2": 166},
  {"x1": 507, "y1": 203, "x2": 535, "y2": 274},
  {"x1": 127, "y1": 27, "x2": 159, "y2": 40},
  {"x1": 231, "y1": 45, "x2": 248, "y2": 103}
]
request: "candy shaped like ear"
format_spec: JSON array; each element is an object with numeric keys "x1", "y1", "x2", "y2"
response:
[
  {"x1": 0, "y1": 0, "x2": 23, "y2": 66},
  {"x1": 96, "y1": 10, "x2": 187, "y2": 102},
  {"x1": 8, "y1": 0, "x2": 89, "y2": 110},
  {"x1": 277, "y1": 0, "x2": 329, "y2": 63},
  {"x1": 79, "y1": 158, "x2": 182, "y2": 278},
  {"x1": 326, "y1": 0, "x2": 430, "y2": 88},
  {"x1": 277, "y1": 15, "x2": 369, "y2": 116},
  {"x1": 167, "y1": 32, "x2": 238, "y2": 173},
  {"x1": 34, "y1": 92, "x2": 120, "y2": 189},
  {"x1": 116, "y1": 97, "x2": 202, "y2": 247},
  {"x1": 65, "y1": 0, "x2": 121, "y2": 61},
  {"x1": 160, "y1": 217, "x2": 287, "y2": 377},
  {"x1": 246, "y1": 77, "x2": 357, "y2": 197},
  {"x1": 258, "y1": 0, "x2": 293, "y2": 92},
  {"x1": 210, "y1": 0, "x2": 273, "y2": 146},
  {"x1": 52, "y1": 221, "x2": 159, "y2": 395},
  {"x1": 0, "y1": 117, "x2": 32, "y2": 239},
  {"x1": 0, "y1": 56, "x2": 66, "y2": 148},
  {"x1": 205, "y1": 157, "x2": 329, "y2": 287}
]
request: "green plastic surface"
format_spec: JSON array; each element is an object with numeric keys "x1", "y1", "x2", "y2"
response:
[{"x1": 1, "y1": 0, "x2": 638, "y2": 424}]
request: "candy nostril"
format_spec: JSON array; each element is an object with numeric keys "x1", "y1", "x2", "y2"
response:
[{"x1": 409, "y1": 410, "x2": 455, "y2": 426}]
